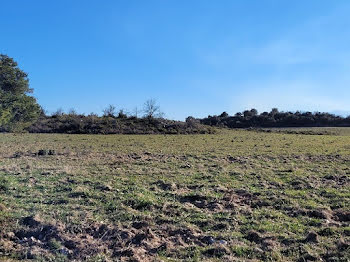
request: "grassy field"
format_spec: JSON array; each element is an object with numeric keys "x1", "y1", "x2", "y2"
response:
[{"x1": 0, "y1": 129, "x2": 349, "y2": 261}]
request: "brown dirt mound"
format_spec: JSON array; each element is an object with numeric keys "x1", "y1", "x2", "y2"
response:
[{"x1": 3, "y1": 214, "x2": 228, "y2": 261}]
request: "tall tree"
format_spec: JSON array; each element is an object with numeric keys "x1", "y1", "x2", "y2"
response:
[{"x1": 0, "y1": 54, "x2": 41, "y2": 131}]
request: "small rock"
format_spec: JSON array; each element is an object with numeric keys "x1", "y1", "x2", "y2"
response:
[
  {"x1": 201, "y1": 236, "x2": 215, "y2": 245},
  {"x1": 217, "y1": 240, "x2": 228, "y2": 245}
]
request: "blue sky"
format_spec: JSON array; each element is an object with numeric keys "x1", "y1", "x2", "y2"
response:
[{"x1": 1, "y1": 0, "x2": 350, "y2": 120}]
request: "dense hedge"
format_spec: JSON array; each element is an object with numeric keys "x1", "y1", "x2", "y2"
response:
[
  {"x1": 200, "y1": 109, "x2": 350, "y2": 128},
  {"x1": 27, "y1": 114, "x2": 214, "y2": 134}
]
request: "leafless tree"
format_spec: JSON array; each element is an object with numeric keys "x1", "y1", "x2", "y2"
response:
[
  {"x1": 103, "y1": 104, "x2": 116, "y2": 117},
  {"x1": 52, "y1": 108, "x2": 64, "y2": 117},
  {"x1": 68, "y1": 108, "x2": 78, "y2": 116},
  {"x1": 143, "y1": 99, "x2": 163, "y2": 118},
  {"x1": 117, "y1": 109, "x2": 128, "y2": 118},
  {"x1": 132, "y1": 107, "x2": 140, "y2": 118}
]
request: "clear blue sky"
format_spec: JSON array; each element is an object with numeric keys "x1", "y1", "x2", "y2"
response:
[{"x1": 2, "y1": 0, "x2": 350, "y2": 120}]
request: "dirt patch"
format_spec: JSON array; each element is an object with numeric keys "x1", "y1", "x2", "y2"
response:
[
  {"x1": 323, "y1": 174, "x2": 349, "y2": 187},
  {"x1": 110, "y1": 152, "x2": 176, "y2": 164},
  {"x1": 290, "y1": 179, "x2": 313, "y2": 190},
  {"x1": 226, "y1": 156, "x2": 250, "y2": 164},
  {"x1": 203, "y1": 245, "x2": 230, "y2": 258},
  {"x1": 246, "y1": 230, "x2": 263, "y2": 244},
  {"x1": 245, "y1": 230, "x2": 280, "y2": 251},
  {"x1": 307, "y1": 209, "x2": 333, "y2": 220},
  {"x1": 3, "y1": 214, "x2": 227, "y2": 261},
  {"x1": 153, "y1": 180, "x2": 177, "y2": 191},
  {"x1": 334, "y1": 210, "x2": 350, "y2": 222},
  {"x1": 304, "y1": 231, "x2": 319, "y2": 243},
  {"x1": 177, "y1": 188, "x2": 263, "y2": 214},
  {"x1": 222, "y1": 189, "x2": 257, "y2": 210}
]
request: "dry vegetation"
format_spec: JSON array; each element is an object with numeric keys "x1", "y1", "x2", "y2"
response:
[{"x1": 0, "y1": 129, "x2": 349, "y2": 261}]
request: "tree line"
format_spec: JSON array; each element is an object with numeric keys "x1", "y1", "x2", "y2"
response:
[
  {"x1": 1, "y1": 54, "x2": 350, "y2": 134},
  {"x1": 199, "y1": 108, "x2": 350, "y2": 128}
]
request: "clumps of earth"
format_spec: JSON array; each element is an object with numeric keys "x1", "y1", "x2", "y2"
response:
[
  {"x1": 11, "y1": 149, "x2": 56, "y2": 158},
  {"x1": 37, "y1": 149, "x2": 56, "y2": 156},
  {"x1": 1, "y1": 198, "x2": 349, "y2": 261},
  {"x1": 0, "y1": 214, "x2": 235, "y2": 261}
]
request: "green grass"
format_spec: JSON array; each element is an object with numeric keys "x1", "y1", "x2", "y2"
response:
[{"x1": 0, "y1": 129, "x2": 349, "y2": 261}]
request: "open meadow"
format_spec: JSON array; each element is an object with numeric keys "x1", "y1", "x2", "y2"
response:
[{"x1": 0, "y1": 129, "x2": 349, "y2": 261}]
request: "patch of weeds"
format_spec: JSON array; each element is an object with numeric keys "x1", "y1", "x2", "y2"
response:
[
  {"x1": 36, "y1": 254, "x2": 68, "y2": 262},
  {"x1": 232, "y1": 246, "x2": 256, "y2": 258},
  {"x1": 86, "y1": 254, "x2": 109, "y2": 262},
  {"x1": 176, "y1": 246, "x2": 202, "y2": 261},
  {"x1": 0, "y1": 176, "x2": 10, "y2": 192},
  {"x1": 319, "y1": 227, "x2": 337, "y2": 236},
  {"x1": 130, "y1": 198, "x2": 154, "y2": 210},
  {"x1": 48, "y1": 239, "x2": 62, "y2": 251},
  {"x1": 342, "y1": 226, "x2": 350, "y2": 236}
]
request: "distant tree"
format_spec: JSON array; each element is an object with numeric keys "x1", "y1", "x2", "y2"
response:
[
  {"x1": 68, "y1": 108, "x2": 78, "y2": 116},
  {"x1": 186, "y1": 116, "x2": 200, "y2": 127},
  {"x1": 250, "y1": 108, "x2": 258, "y2": 116},
  {"x1": 219, "y1": 112, "x2": 229, "y2": 118},
  {"x1": 103, "y1": 105, "x2": 116, "y2": 117},
  {"x1": 143, "y1": 99, "x2": 163, "y2": 118},
  {"x1": 270, "y1": 108, "x2": 279, "y2": 116},
  {"x1": 132, "y1": 107, "x2": 140, "y2": 118},
  {"x1": 243, "y1": 110, "x2": 251, "y2": 118},
  {"x1": 88, "y1": 112, "x2": 98, "y2": 117},
  {"x1": 0, "y1": 54, "x2": 41, "y2": 131},
  {"x1": 52, "y1": 108, "x2": 64, "y2": 117},
  {"x1": 117, "y1": 109, "x2": 128, "y2": 119}
]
